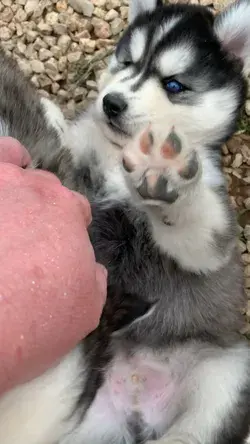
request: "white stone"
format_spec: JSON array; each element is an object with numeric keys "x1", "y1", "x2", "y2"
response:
[
  {"x1": 37, "y1": 22, "x2": 53, "y2": 35},
  {"x1": 16, "y1": 41, "x2": 27, "y2": 54},
  {"x1": 105, "y1": 9, "x2": 119, "y2": 21},
  {"x1": 26, "y1": 30, "x2": 38, "y2": 43},
  {"x1": 94, "y1": 7, "x2": 106, "y2": 19},
  {"x1": 24, "y1": 0, "x2": 39, "y2": 16},
  {"x1": 0, "y1": 26, "x2": 13, "y2": 40},
  {"x1": 58, "y1": 56, "x2": 67, "y2": 72},
  {"x1": 15, "y1": 23, "x2": 24, "y2": 37},
  {"x1": 247, "y1": 80, "x2": 250, "y2": 99},
  {"x1": 87, "y1": 90, "x2": 98, "y2": 100},
  {"x1": 31, "y1": 74, "x2": 40, "y2": 88},
  {"x1": 45, "y1": 11, "x2": 59, "y2": 26},
  {"x1": 53, "y1": 23, "x2": 68, "y2": 35},
  {"x1": 51, "y1": 82, "x2": 60, "y2": 94},
  {"x1": 239, "y1": 240, "x2": 246, "y2": 254},
  {"x1": 245, "y1": 99, "x2": 250, "y2": 117},
  {"x1": 1, "y1": 7, "x2": 13, "y2": 22},
  {"x1": 67, "y1": 51, "x2": 82, "y2": 63},
  {"x1": 39, "y1": 48, "x2": 53, "y2": 61},
  {"x1": 93, "y1": 0, "x2": 106, "y2": 6},
  {"x1": 79, "y1": 38, "x2": 96, "y2": 53},
  {"x1": 242, "y1": 253, "x2": 250, "y2": 264},
  {"x1": 245, "y1": 265, "x2": 250, "y2": 277},
  {"x1": 17, "y1": 59, "x2": 32, "y2": 77},
  {"x1": 106, "y1": 0, "x2": 121, "y2": 8},
  {"x1": 92, "y1": 18, "x2": 111, "y2": 39},
  {"x1": 56, "y1": 0, "x2": 68, "y2": 12},
  {"x1": 30, "y1": 59, "x2": 45, "y2": 74},
  {"x1": 111, "y1": 17, "x2": 124, "y2": 35},
  {"x1": 44, "y1": 58, "x2": 58, "y2": 74},
  {"x1": 50, "y1": 46, "x2": 62, "y2": 59},
  {"x1": 2, "y1": 0, "x2": 12, "y2": 6},
  {"x1": 232, "y1": 153, "x2": 243, "y2": 168},
  {"x1": 44, "y1": 36, "x2": 57, "y2": 47},
  {"x1": 73, "y1": 86, "x2": 88, "y2": 100},
  {"x1": 69, "y1": 0, "x2": 94, "y2": 16},
  {"x1": 33, "y1": 37, "x2": 48, "y2": 50},
  {"x1": 14, "y1": 8, "x2": 27, "y2": 22},
  {"x1": 245, "y1": 225, "x2": 250, "y2": 240},
  {"x1": 86, "y1": 79, "x2": 98, "y2": 90},
  {"x1": 38, "y1": 73, "x2": 52, "y2": 87},
  {"x1": 120, "y1": 6, "x2": 128, "y2": 19},
  {"x1": 244, "y1": 198, "x2": 250, "y2": 210}
]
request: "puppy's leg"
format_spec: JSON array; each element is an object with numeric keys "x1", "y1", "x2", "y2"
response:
[
  {"x1": 0, "y1": 348, "x2": 83, "y2": 444},
  {"x1": 148, "y1": 344, "x2": 250, "y2": 444},
  {"x1": 40, "y1": 97, "x2": 67, "y2": 145},
  {"x1": 122, "y1": 127, "x2": 236, "y2": 273}
]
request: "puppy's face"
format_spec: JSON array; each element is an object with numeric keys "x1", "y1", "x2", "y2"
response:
[{"x1": 96, "y1": 0, "x2": 250, "y2": 150}]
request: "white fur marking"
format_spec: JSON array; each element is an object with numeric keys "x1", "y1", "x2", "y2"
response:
[
  {"x1": 153, "y1": 18, "x2": 181, "y2": 47},
  {"x1": 40, "y1": 97, "x2": 67, "y2": 144},
  {"x1": 130, "y1": 29, "x2": 147, "y2": 63},
  {"x1": 0, "y1": 118, "x2": 9, "y2": 137},
  {"x1": 0, "y1": 349, "x2": 82, "y2": 444},
  {"x1": 157, "y1": 45, "x2": 194, "y2": 77}
]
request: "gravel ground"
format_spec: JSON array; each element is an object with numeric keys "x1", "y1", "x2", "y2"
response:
[{"x1": 0, "y1": 0, "x2": 250, "y2": 332}]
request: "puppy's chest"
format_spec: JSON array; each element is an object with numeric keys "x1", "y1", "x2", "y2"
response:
[{"x1": 80, "y1": 352, "x2": 177, "y2": 444}]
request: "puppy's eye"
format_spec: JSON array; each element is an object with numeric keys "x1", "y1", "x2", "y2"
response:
[
  {"x1": 123, "y1": 60, "x2": 132, "y2": 67},
  {"x1": 116, "y1": 53, "x2": 132, "y2": 69},
  {"x1": 118, "y1": 59, "x2": 132, "y2": 69},
  {"x1": 163, "y1": 79, "x2": 185, "y2": 94}
]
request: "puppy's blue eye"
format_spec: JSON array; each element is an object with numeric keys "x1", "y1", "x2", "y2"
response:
[{"x1": 164, "y1": 79, "x2": 184, "y2": 94}]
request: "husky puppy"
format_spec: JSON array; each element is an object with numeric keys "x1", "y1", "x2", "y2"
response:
[{"x1": 0, "y1": 1, "x2": 250, "y2": 444}]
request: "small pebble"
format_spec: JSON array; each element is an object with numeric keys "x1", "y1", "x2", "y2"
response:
[
  {"x1": 30, "y1": 59, "x2": 45, "y2": 73},
  {"x1": 245, "y1": 99, "x2": 250, "y2": 117},
  {"x1": 244, "y1": 197, "x2": 250, "y2": 209},
  {"x1": 232, "y1": 153, "x2": 243, "y2": 168}
]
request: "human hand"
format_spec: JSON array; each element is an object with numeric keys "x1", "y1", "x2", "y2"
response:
[{"x1": 0, "y1": 137, "x2": 107, "y2": 394}]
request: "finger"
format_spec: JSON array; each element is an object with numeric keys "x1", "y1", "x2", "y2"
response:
[
  {"x1": 29, "y1": 169, "x2": 62, "y2": 184},
  {"x1": 71, "y1": 190, "x2": 92, "y2": 226},
  {"x1": 0, "y1": 137, "x2": 31, "y2": 167},
  {"x1": 95, "y1": 263, "x2": 108, "y2": 308}
]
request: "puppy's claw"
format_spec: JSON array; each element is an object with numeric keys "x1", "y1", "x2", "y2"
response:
[
  {"x1": 137, "y1": 175, "x2": 178, "y2": 203},
  {"x1": 139, "y1": 127, "x2": 154, "y2": 155},
  {"x1": 161, "y1": 130, "x2": 182, "y2": 159},
  {"x1": 179, "y1": 151, "x2": 199, "y2": 180}
]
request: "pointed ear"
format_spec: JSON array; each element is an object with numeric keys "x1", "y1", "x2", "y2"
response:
[
  {"x1": 214, "y1": 0, "x2": 250, "y2": 74},
  {"x1": 129, "y1": 0, "x2": 163, "y2": 23}
]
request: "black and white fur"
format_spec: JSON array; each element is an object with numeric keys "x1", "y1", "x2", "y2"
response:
[{"x1": 0, "y1": 1, "x2": 250, "y2": 443}]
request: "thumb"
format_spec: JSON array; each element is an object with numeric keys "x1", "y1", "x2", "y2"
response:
[
  {"x1": 0, "y1": 137, "x2": 31, "y2": 167},
  {"x1": 95, "y1": 264, "x2": 108, "y2": 310}
]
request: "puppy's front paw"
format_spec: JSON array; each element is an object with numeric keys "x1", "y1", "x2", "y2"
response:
[{"x1": 122, "y1": 127, "x2": 201, "y2": 206}]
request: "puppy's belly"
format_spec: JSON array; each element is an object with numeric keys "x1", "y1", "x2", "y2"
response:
[{"x1": 89, "y1": 353, "x2": 177, "y2": 436}]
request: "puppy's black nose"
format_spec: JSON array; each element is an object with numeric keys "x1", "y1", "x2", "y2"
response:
[{"x1": 103, "y1": 93, "x2": 127, "y2": 119}]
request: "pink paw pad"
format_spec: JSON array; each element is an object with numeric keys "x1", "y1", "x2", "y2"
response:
[
  {"x1": 122, "y1": 127, "x2": 199, "y2": 204},
  {"x1": 161, "y1": 129, "x2": 182, "y2": 159}
]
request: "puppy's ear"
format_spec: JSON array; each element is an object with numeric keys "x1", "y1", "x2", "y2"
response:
[
  {"x1": 129, "y1": 0, "x2": 163, "y2": 23},
  {"x1": 214, "y1": 0, "x2": 250, "y2": 74}
]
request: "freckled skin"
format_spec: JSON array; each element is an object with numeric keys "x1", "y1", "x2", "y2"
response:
[{"x1": 0, "y1": 138, "x2": 107, "y2": 395}]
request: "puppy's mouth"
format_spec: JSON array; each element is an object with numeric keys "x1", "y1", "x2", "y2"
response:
[{"x1": 107, "y1": 119, "x2": 131, "y2": 137}]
